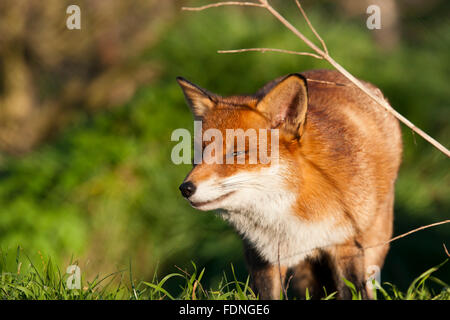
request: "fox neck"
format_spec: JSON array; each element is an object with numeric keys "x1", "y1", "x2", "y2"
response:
[{"x1": 216, "y1": 158, "x2": 352, "y2": 267}]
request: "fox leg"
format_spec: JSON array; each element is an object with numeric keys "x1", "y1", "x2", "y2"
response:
[
  {"x1": 289, "y1": 253, "x2": 337, "y2": 299},
  {"x1": 329, "y1": 240, "x2": 368, "y2": 300},
  {"x1": 289, "y1": 259, "x2": 320, "y2": 299},
  {"x1": 243, "y1": 240, "x2": 287, "y2": 299},
  {"x1": 364, "y1": 190, "x2": 394, "y2": 298}
]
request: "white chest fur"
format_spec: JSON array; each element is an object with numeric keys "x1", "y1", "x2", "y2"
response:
[
  {"x1": 191, "y1": 163, "x2": 353, "y2": 267},
  {"x1": 219, "y1": 188, "x2": 351, "y2": 267}
]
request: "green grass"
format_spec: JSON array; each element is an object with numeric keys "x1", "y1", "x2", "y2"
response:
[
  {"x1": 1, "y1": 248, "x2": 448, "y2": 300},
  {"x1": 0, "y1": 2, "x2": 448, "y2": 294}
]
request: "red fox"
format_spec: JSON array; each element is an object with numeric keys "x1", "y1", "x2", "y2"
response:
[{"x1": 177, "y1": 69, "x2": 402, "y2": 299}]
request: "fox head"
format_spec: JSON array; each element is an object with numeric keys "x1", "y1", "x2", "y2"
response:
[{"x1": 176, "y1": 74, "x2": 308, "y2": 213}]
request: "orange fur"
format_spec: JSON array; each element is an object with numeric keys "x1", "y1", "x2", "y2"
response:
[{"x1": 177, "y1": 69, "x2": 402, "y2": 299}]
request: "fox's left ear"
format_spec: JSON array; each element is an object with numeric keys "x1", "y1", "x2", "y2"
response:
[
  {"x1": 176, "y1": 77, "x2": 215, "y2": 119},
  {"x1": 257, "y1": 74, "x2": 308, "y2": 138}
]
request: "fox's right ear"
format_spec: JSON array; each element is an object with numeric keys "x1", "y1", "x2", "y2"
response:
[
  {"x1": 176, "y1": 77, "x2": 215, "y2": 118},
  {"x1": 256, "y1": 74, "x2": 308, "y2": 138}
]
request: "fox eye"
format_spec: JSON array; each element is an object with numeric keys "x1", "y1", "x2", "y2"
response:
[{"x1": 232, "y1": 150, "x2": 247, "y2": 157}]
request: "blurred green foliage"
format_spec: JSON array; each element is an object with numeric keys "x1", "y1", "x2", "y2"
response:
[{"x1": 0, "y1": 1, "x2": 448, "y2": 291}]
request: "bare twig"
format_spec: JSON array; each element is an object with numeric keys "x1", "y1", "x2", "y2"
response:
[
  {"x1": 184, "y1": 0, "x2": 450, "y2": 157},
  {"x1": 192, "y1": 280, "x2": 198, "y2": 300},
  {"x1": 443, "y1": 244, "x2": 450, "y2": 258},
  {"x1": 275, "y1": 219, "x2": 450, "y2": 264},
  {"x1": 277, "y1": 240, "x2": 288, "y2": 299},
  {"x1": 218, "y1": 47, "x2": 322, "y2": 59},
  {"x1": 295, "y1": 0, "x2": 328, "y2": 55},
  {"x1": 260, "y1": 0, "x2": 450, "y2": 157},
  {"x1": 182, "y1": 1, "x2": 264, "y2": 11},
  {"x1": 284, "y1": 273, "x2": 294, "y2": 297},
  {"x1": 305, "y1": 78, "x2": 347, "y2": 86},
  {"x1": 174, "y1": 265, "x2": 210, "y2": 299},
  {"x1": 364, "y1": 220, "x2": 450, "y2": 250},
  {"x1": 183, "y1": 0, "x2": 450, "y2": 266}
]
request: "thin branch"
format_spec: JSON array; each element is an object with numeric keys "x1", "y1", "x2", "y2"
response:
[
  {"x1": 218, "y1": 47, "x2": 322, "y2": 59},
  {"x1": 275, "y1": 219, "x2": 450, "y2": 264},
  {"x1": 262, "y1": 0, "x2": 450, "y2": 157},
  {"x1": 295, "y1": 0, "x2": 328, "y2": 55},
  {"x1": 364, "y1": 220, "x2": 450, "y2": 250},
  {"x1": 192, "y1": 280, "x2": 198, "y2": 300},
  {"x1": 284, "y1": 273, "x2": 294, "y2": 297},
  {"x1": 174, "y1": 265, "x2": 210, "y2": 299},
  {"x1": 183, "y1": 0, "x2": 450, "y2": 264},
  {"x1": 305, "y1": 78, "x2": 347, "y2": 86},
  {"x1": 277, "y1": 240, "x2": 288, "y2": 299},
  {"x1": 190, "y1": 0, "x2": 449, "y2": 157},
  {"x1": 444, "y1": 244, "x2": 450, "y2": 258},
  {"x1": 182, "y1": 1, "x2": 264, "y2": 11},
  {"x1": 257, "y1": 0, "x2": 327, "y2": 58}
]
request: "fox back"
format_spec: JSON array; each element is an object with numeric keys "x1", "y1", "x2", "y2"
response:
[{"x1": 177, "y1": 69, "x2": 402, "y2": 299}]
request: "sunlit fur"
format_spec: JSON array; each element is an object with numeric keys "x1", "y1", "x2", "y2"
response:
[{"x1": 177, "y1": 70, "x2": 402, "y2": 299}]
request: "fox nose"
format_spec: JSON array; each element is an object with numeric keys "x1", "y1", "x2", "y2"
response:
[{"x1": 179, "y1": 181, "x2": 196, "y2": 198}]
